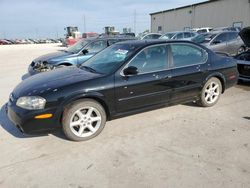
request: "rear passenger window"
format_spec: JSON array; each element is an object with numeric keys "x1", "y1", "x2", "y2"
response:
[
  {"x1": 171, "y1": 44, "x2": 207, "y2": 68},
  {"x1": 184, "y1": 32, "x2": 191, "y2": 38},
  {"x1": 176, "y1": 33, "x2": 184, "y2": 39},
  {"x1": 227, "y1": 32, "x2": 238, "y2": 41},
  {"x1": 128, "y1": 45, "x2": 168, "y2": 74}
]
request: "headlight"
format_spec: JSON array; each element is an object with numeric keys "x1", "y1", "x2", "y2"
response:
[{"x1": 16, "y1": 96, "x2": 46, "y2": 110}]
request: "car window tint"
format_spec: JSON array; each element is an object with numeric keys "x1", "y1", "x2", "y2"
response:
[
  {"x1": 108, "y1": 39, "x2": 119, "y2": 46},
  {"x1": 227, "y1": 32, "x2": 238, "y2": 41},
  {"x1": 184, "y1": 32, "x2": 191, "y2": 38},
  {"x1": 143, "y1": 35, "x2": 152, "y2": 39},
  {"x1": 129, "y1": 45, "x2": 168, "y2": 74},
  {"x1": 171, "y1": 44, "x2": 206, "y2": 68},
  {"x1": 213, "y1": 33, "x2": 227, "y2": 43},
  {"x1": 86, "y1": 40, "x2": 107, "y2": 53},
  {"x1": 190, "y1": 32, "x2": 196, "y2": 36},
  {"x1": 176, "y1": 33, "x2": 184, "y2": 39},
  {"x1": 151, "y1": 34, "x2": 161, "y2": 39}
]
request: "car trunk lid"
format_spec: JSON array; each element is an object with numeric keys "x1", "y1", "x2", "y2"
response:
[{"x1": 239, "y1": 27, "x2": 250, "y2": 47}]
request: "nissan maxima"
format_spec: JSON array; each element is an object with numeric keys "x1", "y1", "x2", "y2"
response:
[{"x1": 7, "y1": 40, "x2": 238, "y2": 141}]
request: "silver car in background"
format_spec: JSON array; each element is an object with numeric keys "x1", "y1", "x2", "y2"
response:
[
  {"x1": 160, "y1": 31, "x2": 199, "y2": 41},
  {"x1": 202, "y1": 31, "x2": 245, "y2": 56}
]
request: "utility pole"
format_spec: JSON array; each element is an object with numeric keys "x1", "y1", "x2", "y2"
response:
[{"x1": 134, "y1": 10, "x2": 136, "y2": 34}]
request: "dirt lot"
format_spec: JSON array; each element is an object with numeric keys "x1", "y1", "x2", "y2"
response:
[{"x1": 0, "y1": 44, "x2": 249, "y2": 188}]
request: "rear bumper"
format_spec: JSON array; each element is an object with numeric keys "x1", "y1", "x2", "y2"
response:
[{"x1": 7, "y1": 101, "x2": 61, "y2": 135}]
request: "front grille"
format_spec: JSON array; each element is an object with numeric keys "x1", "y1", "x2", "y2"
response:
[
  {"x1": 238, "y1": 64, "x2": 250, "y2": 77},
  {"x1": 31, "y1": 61, "x2": 35, "y2": 67}
]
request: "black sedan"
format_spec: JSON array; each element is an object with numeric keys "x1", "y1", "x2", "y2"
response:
[{"x1": 7, "y1": 40, "x2": 238, "y2": 141}]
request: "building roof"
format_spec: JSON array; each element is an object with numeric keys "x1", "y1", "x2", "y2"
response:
[{"x1": 150, "y1": 0, "x2": 220, "y2": 15}]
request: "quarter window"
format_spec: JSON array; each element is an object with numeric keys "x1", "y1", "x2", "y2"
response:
[
  {"x1": 128, "y1": 45, "x2": 168, "y2": 74},
  {"x1": 171, "y1": 44, "x2": 207, "y2": 68}
]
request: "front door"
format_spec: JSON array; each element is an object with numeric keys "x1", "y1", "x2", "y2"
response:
[{"x1": 114, "y1": 44, "x2": 172, "y2": 113}]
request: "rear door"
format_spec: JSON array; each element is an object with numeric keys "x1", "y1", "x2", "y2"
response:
[
  {"x1": 169, "y1": 43, "x2": 209, "y2": 102},
  {"x1": 114, "y1": 44, "x2": 172, "y2": 113},
  {"x1": 226, "y1": 32, "x2": 241, "y2": 55}
]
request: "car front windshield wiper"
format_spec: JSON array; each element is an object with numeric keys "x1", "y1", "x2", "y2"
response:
[{"x1": 81, "y1": 66, "x2": 100, "y2": 74}]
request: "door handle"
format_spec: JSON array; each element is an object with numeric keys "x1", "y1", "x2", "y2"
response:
[{"x1": 162, "y1": 75, "x2": 172, "y2": 80}]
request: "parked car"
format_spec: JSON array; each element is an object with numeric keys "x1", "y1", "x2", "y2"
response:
[
  {"x1": 213, "y1": 27, "x2": 242, "y2": 32},
  {"x1": 202, "y1": 31, "x2": 245, "y2": 56},
  {"x1": 191, "y1": 27, "x2": 213, "y2": 34},
  {"x1": 0, "y1": 39, "x2": 11, "y2": 45},
  {"x1": 139, "y1": 33, "x2": 162, "y2": 40},
  {"x1": 235, "y1": 27, "x2": 250, "y2": 81},
  {"x1": 160, "y1": 31, "x2": 199, "y2": 41},
  {"x1": 28, "y1": 37, "x2": 135, "y2": 75},
  {"x1": 7, "y1": 40, "x2": 238, "y2": 141}
]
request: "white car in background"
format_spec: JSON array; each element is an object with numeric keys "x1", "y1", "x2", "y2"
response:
[
  {"x1": 139, "y1": 33, "x2": 162, "y2": 40},
  {"x1": 191, "y1": 27, "x2": 213, "y2": 34}
]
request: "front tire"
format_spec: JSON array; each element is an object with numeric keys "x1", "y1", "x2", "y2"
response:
[
  {"x1": 199, "y1": 77, "x2": 222, "y2": 107},
  {"x1": 62, "y1": 99, "x2": 106, "y2": 141}
]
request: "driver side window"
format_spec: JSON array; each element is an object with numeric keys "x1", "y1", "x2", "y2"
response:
[
  {"x1": 128, "y1": 45, "x2": 168, "y2": 74},
  {"x1": 212, "y1": 33, "x2": 227, "y2": 45},
  {"x1": 86, "y1": 40, "x2": 107, "y2": 53}
]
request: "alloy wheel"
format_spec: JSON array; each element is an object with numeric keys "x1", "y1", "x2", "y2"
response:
[
  {"x1": 69, "y1": 107, "x2": 102, "y2": 137},
  {"x1": 204, "y1": 82, "x2": 220, "y2": 104}
]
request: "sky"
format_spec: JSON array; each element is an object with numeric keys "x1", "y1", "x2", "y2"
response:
[{"x1": 0, "y1": 0, "x2": 206, "y2": 39}]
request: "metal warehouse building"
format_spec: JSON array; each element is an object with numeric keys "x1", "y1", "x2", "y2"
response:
[{"x1": 150, "y1": 0, "x2": 250, "y2": 33}]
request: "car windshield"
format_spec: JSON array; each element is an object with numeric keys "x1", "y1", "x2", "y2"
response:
[
  {"x1": 160, "y1": 33, "x2": 175, "y2": 39},
  {"x1": 202, "y1": 33, "x2": 217, "y2": 43},
  {"x1": 67, "y1": 39, "x2": 90, "y2": 53},
  {"x1": 80, "y1": 43, "x2": 137, "y2": 74}
]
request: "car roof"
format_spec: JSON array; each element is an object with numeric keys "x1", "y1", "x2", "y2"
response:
[
  {"x1": 206, "y1": 31, "x2": 238, "y2": 35},
  {"x1": 116, "y1": 39, "x2": 201, "y2": 48},
  {"x1": 80, "y1": 37, "x2": 135, "y2": 42}
]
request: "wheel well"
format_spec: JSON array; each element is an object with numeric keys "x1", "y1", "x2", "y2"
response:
[
  {"x1": 214, "y1": 76, "x2": 225, "y2": 93},
  {"x1": 62, "y1": 97, "x2": 111, "y2": 121}
]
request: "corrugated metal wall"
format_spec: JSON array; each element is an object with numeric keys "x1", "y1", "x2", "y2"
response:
[{"x1": 150, "y1": 0, "x2": 250, "y2": 33}]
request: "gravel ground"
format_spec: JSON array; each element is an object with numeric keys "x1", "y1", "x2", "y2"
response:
[{"x1": 0, "y1": 44, "x2": 250, "y2": 188}]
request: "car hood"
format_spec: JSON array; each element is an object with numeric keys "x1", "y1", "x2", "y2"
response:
[
  {"x1": 13, "y1": 66, "x2": 102, "y2": 97},
  {"x1": 239, "y1": 27, "x2": 250, "y2": 47},
  {"x1": 33, "y1": 51, "x2": 75, "y2": 62}
]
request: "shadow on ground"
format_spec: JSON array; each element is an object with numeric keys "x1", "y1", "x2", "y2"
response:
[
  {"x1": 235, "y1": 81, "x2": 250, "y2": 91},
  {"x1": 0, "y1": 103, "x2": 47, "y2": 139},
  {"x1": 243, "y1": 117, "x2": 250, "y2": 121}
]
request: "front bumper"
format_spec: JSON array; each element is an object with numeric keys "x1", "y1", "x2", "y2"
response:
[
  {"x1": 28, "y1": 64, "x2": 40, "y2": 76},
  {"x1": 7, "y1": 99, "x2": 61, "y2": 135}
]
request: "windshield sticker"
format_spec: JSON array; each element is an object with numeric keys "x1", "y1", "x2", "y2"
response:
[{"x1": 115, "y1": 49, "x2": 128, "y2": 55}]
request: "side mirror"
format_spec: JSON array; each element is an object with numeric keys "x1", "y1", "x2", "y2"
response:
[
  {"x1": 82, "y1": 49, "x2": 89, "y2": 55},
  {"x1": 123, "y1": 66, "x2": 138, "y2": 76},
  {"x1": 213, "y1": 40, "x2": 222, "y2": 45}
]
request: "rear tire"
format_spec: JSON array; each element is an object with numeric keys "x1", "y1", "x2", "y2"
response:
[
  {"x1": 198, "y1": 77, "x2": 222, "y2": 107},
  {"x1": 62, "y1": 99, "x2": 106, "y2": 141}
]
